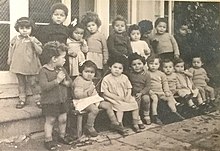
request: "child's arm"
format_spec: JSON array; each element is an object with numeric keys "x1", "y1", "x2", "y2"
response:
[
  {"x1": 126, "y1": 38, "x2": 133, "y2": 57},
  {"x1": 29, "y1": 36, "x2": 43, "y2": 55},
  {"x1": 7, "y1": 36, "x2": 17, "y2": 65},
  {"x1": 202, "y1": 68, "x2": 210, "y2": 82},
  {"x1": 68, "y1": 46, "x2": 77, "y2": 58},
  {"x1": 185, "y1": 69, "x2": 193, "y2": 78},
  {"x1": 39, "y1": 69, "x2": 65, "y2": 92},
  {"x1": 161, "y1": 73, "x2": 172, "y2": 96},
  {"x1": 101, "y1": 34, "x2": 109, "y2": 64},
  {"x1": 170, "y1": 34, "x2": 180, "y2": 58},
  {"x1": 80, "y1": 39, "x2": 89, "y2": 53},
  {"x1": 61, "y1": 68, "x2": 72, "y2": 87},
  {"x1": 140, "y1": 72, "x2": 151, "y2": 95},
  {"x1": 107, "y1": 35, "x2": 122, "y2": 57}
]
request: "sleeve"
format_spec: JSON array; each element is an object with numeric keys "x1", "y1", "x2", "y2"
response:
[
  {"x1": 62, "y1": 68, "x2": 72, "y2": 87},
  {"x1": 124, "y1": 75, "x2": 132, "y2": 89},
  {"x1": 202, "y1": 68, "x2": 209, "y2": 82},
  {"x1": 188, "y1": 68, "x2": 194, "y2": 74},
  {"x1": 140, "y1": 73, "x2": 151, "y2": 95},
  {"x1": 161, "y1": 72, "x2": 170, "y2": 93},
  {"x1": 100, "y1": 77, "x2": 108, "y2": 93},
  {"x1": 170, "y1": 34, "x2": 180, "y2": 56},
  {"x1": 32, "y1": 37, "x2": 43, "y2": 55},
  {"x1": 39, "y1": 68, "x2": 59, "y2": 92},
  {"x1": 7, "y1": 36, "x2": 17, "y2": 64},
  {"x1": 175, "y1": 74, "x2": 182, "y2": 89},
  {"x1": 101, "y1": 34, "x2": 109, "y2": 62},
  {"x1": 73, "y1": 77, "x2": 87, "y2": 99},
  {"x1": 126, "y1": 37, "x2": 133, "y2": 56},
  {"x1": 81, "y1": 39, "x2": 89, "y2": 53},
  {"x1": 107, "y1": 35, "x2": 122, "y2": 57},
  {"x1": 36, "y1": 26, "x2": 48, "y2": 45}
]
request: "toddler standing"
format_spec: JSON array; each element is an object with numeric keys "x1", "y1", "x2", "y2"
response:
[
  {"x1": 7, "y1": 17, "x2": 42, "y2": 109},
  {"x1": 81, "y1": 12, "x2": 108, "y2": 78},
  {"x1": 101, "y1": 56, "x2": 141, "y2": 133},
  {"x1": 107, "y1": 15, "x2": 132, "y2": 59},
  {"x1": 147, "y1": 56, "x2": 184, "y2": 124},
  {"x1": 67, "y1": 23, "x2": 88, "y2": 79},
  {"x1": 149, "y1": 18, "x2": 180, "y2": 60},
  {"x1": 128, "y1": 53, "x2": 151, "y2": 125},
  {"x1": 39, "y1": 41, "x2": 73, "y2": 150},
  {"x1": 72, "y1": 60, "x2": 127, "y2": 137},
  {"x1": 189, "y1": 56, "x2": 215, "y2": 106}
]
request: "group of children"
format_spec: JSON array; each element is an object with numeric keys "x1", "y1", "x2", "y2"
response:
[{"x1": 7, "y1": 3, "x2": 216, "y2": 150}]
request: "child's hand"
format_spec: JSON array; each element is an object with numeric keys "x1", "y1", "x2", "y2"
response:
[
  {"x1": 174, "y1": 54, "x2": 179, "y2": 59},
  {"x1": 62, "y1": 79, "x2": 71, "y2": 86},
  {"x1": 103, "y1": 59, "x2": 108, "y2": 65},
  {"x1": 87, "y1": 88, "x2": 94, "y2": 96},
  {"x1": 57, "y1": 71, "x2": 66, "y2": 83},
  {"x1": 69, "y1": 51, "x2": 77, "y2": 58},
  {"x1": 165, "y1": 91, "x2": 171, "y2": 97},
  {"x1": 135, "y1": 93, "x2": 142, "y2": 102},
  {"x1": 28, "y1": 36, "x2": 35, "y2": 43}
]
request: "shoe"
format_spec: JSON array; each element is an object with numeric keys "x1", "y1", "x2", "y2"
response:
[
  {"x1": 44, "y1": 141, "x2": 57, "y2": 150},
  {"x1": 183, "y1": 94, "x2": 193, "y2": 101},
  {"x1": 189, "y1": 105, "x2": 198, "y2": 110},
  {"x1": 110, "y1": 124, "x2": 129, "y2": 136},
  {"x1": 151, "y1": 115, "x2": 163, "y2": 125},
  {"x1": 138, "y1": 124, "x2": 145, "y2": 129},
  {"x1": 84, "y1": 127, "x2": 98, "y2": 137},
  {"x1": 198, "y1": 103, "x2": 209, "y2": 114},
  {"x1": 36, "y1": 101, "x2": 42, "y2": 108},
  {"x1": 16, "y1": 100, "x2": 26, "y2": 109},
  {"x1": 57, "y1": 136, "x2": 74, "y2": 145},
  {"x1": 133, "y1": 124, "x2": 141, "y2": 133},
  {"x1": 172, "y1": 112, "x2": 185, "y2": 120},
  {"x1": 143, "y1": 116, "x2": 152, "y2": 125}
]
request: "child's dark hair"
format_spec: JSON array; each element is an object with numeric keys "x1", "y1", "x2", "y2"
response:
[
  {"x1": 162, "y1": 59, "x2": 174, "y2": 67},
  {"x1": 173, "y1": 57, "x2": 184, "y2": 66},
  {"x1": 192, "y1": 55, "x2": 203, "y2": 63},
  {"x1": 128, "y1": 53, "x2": 146, "y2": 66},
  {"x1": 154, "y1": 17, "x2": 168, "y2": 27},
  {"x1": 128, "y1": 24, "x2": 141, "y2": 36},
  {"x1": 41, "y1": 41, "x2": 68, "y2": 64},
  {"x1": 107, "y1": 55, "x2": 128, "y2": 70},
  {"x1": 146, "y1": 54, "x2": 161, "y2": 64},
  {"x1": 14, "y1": 17, "x2": 36, "y2": 33},
  {"x1": 68, "y1": 23, "x2": 85, "y2": 39},
  {"x1": 50, "y1": 3, "x2": 68, "y2": 16},
  {"x1": 79, "y1": 60, "x2": 97, "y2": 73},
  {"x1": 112, "y1": 15, "x2": 127, "y2": 27},
  {"x1": 138, "y1": 20, "x2": 153, "y2": 35},
  {"x1": 81, "y1": 11, "x2": 101, "y2": 28}
]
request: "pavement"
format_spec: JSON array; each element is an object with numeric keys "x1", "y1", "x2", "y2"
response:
[{"x1": 0, "y1": 109, "x2": 219, "y2": 151}]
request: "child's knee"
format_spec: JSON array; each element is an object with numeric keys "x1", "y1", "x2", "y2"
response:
[
  {"x1": 142, "y1": 95, "x2": 150, "y2": 103},
  {"x1": 46, "y1": 117, "x2": 56, "y2": 125},
  {"x1": 99, "y1": 101, "x2": 112, "y2": 110},
  {"x1": 58, "y1": 113, "x2": 67, "y2": 124}
]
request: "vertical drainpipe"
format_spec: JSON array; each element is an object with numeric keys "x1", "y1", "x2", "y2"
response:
[{"x1": 168, "y1": 0, "x2": 174, "y2": 34}]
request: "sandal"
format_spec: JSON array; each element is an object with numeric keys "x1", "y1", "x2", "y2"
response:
[
  {"x1": 36, "y1": 101, "x2": 42, "y2": 108},
  {"x1": 16, "y1": 100, "x2": 26, "y2": 109}
]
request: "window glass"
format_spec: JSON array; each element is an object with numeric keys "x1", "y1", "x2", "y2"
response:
[{"x1": 0, "y1": 0, "x2": 9, "y2": 21}]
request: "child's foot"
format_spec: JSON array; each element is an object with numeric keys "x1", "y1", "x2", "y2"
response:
[
  {"x1": 44, "y1": 141, "x2": 57, "y2": 150},
  {"x1": 36, "y1": 101, "x2": 42, "y2": 108},
  {"x1": 138, "y1": 124, "x2": 145, "y2": 129},
  {"x1": 110, "y1": 124, "x2": 129, "y2": 136},
  {"x1": 183, "y1": 94, "x2": 193, "y2": 101},
  {"x1": 16, "y1": 100, "x2": 26, "y2": 109},
  {"x1": 143, "y1": 116, "x2": 152, "y2": 125},
  {"x1": 133, "y1": 124, "x2": 141, "y2": 133},
  {"x1": 189, "y1": 104, "x2": 198, "y2": 110},
  {"x1": 151, "y1": 115, "x2": 163, "y2": 125},
  {"x1": 85, "y1": 126, "x2": 98, "y2": 137},
  {"x1": 57, "y1": 136, "x2": 74, "y2": 145}
]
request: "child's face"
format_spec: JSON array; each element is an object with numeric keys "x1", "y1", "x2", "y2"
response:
[
  {"x1": 110, "y1": 63, "x2": 123, "y2": 77},
  {"x1": 148, "y1": 59, "x2": 160, "y2": 72},
  {"x1": 52, "y1": 9, "x2": 66, "y2": 24},
  {"x1": 192, "y1": 57, "x2": 203, "y2": 68},
  {"x1": 156, "y1": 22, "x2": 167, "y2": 34},
  {"x1": 72, "y1": 27, "x2": 84, "y2": 41},
  {"x1": 82, "y1": 67, "x2": 96, "y2": 81},
  {"x1": 174, "y1": 62, "x2": 185, "y2": 73},
  {"x1": 19, "y1": 26, "x2": 32, "y2": 37},
  {"x1": 130, "y1": 30, "x2": 141, "y2": 41},
  {"x1": 87, "y1": 21, "x2": 98, "y2": 34},
  {"x1": 54, "y1": 52, "x2": 66, "y2": 67},
  {"x1": 113, "y1": 20, "x2": 126, "y2": 34},
  {"x1": 179, "y1": 25, "x2": 188, "y2": 36},
  {"x1": 162, "y1": 62, "x2": 174, "y2": 75},
  {"x1": 131, "y1": 59, "x2": 144, "y2": 73}
]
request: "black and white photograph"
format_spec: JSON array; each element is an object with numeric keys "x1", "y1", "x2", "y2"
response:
[{"x1": 0, "y1": 0, "x2": 219, "y2": 150}]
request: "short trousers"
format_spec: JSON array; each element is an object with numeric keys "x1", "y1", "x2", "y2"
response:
[{"x1": 42, "y1": 102, "x2": 69, "y2": 117}]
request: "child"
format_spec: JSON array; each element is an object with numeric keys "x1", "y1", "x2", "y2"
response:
[
  {"x1": 72, "y1": 60, "x2": 127, "y2": 137},
  {"x1": 138, "y1": 20, "x2": 154, "y2": 52},
  {"x1": 39, "y1": 41, "x2": 73, "y2": 150},
  {"x1": 128, "y1": 24, "x2": 151, "y2": 60},
  {"x1": 37, "y1": 3, "x2": 70, "y2": 72},
  {"x1": 128, "y1": 53, "x2": 151, "y2": 125},
  {"x1": 147, "y1": 55, "x2": 184, "y2": 124},
  {"x1": 149, "y1": 18, "x2": 180, "y2": 60},
  {"x1": 7, "y1": 17, "x2": 42, "y2": 109},
  {"x1": 101, "y1": 56, "x2": 141, "y2": 133},
  {"x1": 67, "y1": 23, "x2": 88, "y2": 79},
  {"x1": 173, "y1": 58, "x2": 207, "y2": 111},
  {"x1": 107, "y1": 15, "x2": 132, "y2": 59},
  {"x1": 189, "y1": 56, "x2": 215, "y2": 106},
  {"x1": 81, "y1": 12, "x2": 108, "y2": 78},
  {"x1": 174, "y1": 23, "x2": 193, "y2": 68}
]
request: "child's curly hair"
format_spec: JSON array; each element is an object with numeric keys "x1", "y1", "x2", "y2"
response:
[
  {"x1": 146, "y1": 54, "x2": 161, "y2": 64},
  {"x1": 173, "y1": 57, "x2": 184, "y2": 66},
  {"x1": 107, "y1": 55, "x2": 128, "y2": 71},
  {"x1": 14, "y1": 17, "x2": 36, "y2": 33},
  {"x1": 81, "y1": 11, "x2": 102, "y2": 28},
  {"x1": 138, "y1": 20, "x2": 153, "y2": 36},
  {"x1": 41, "y1": 41, "x2": 68, "y2": 64},
  {"x1": 79, "y1": 60, "x2": 97, "y2": 74},
  {"x1": 154, "y1": 17, "x2": 168, "y2": 27},
  {"x1": 162, "y1": 59, "x2": 174, "y2": 67},
  {"x1": 128, "y1": 53, "x2": 146, "y2": 66},
  {"x1": 112, "y1": 15, "x2": 127, "y2": 27},
  {"x1": 50, "y1": 3, "x2": 68, "y2": 16},
  {"x1": 128, "y1": 24, "x2": 141, "y2": 36}
]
